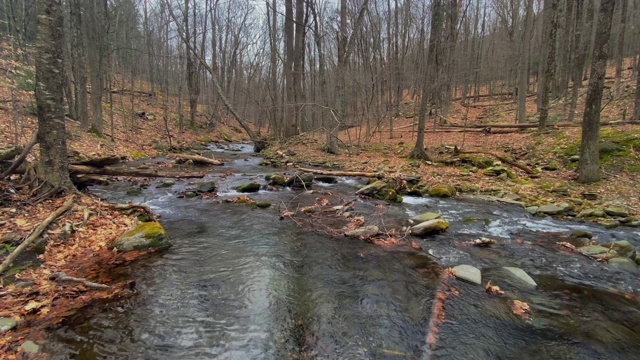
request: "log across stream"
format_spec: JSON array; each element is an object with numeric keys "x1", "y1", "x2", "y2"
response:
[{"x1": 44, "y1": 143, "x2": 640, "y2": 359}]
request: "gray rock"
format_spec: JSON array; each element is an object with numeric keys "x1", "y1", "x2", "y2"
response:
[
  {"x1": 0, "y1": 318, "x2": 17, "y2": 333},
  {"x1": 526, "y1": 206, "x2": 539, "y2": 215},
  {"x1": 537, "y1": 204, "x2": 568, "y2": 215},
  {"x1": 571, "y1": 230, "x2": 593, "y2": 239},
  {"x1": 345, "y1": 225, "x2": 379, "y2": 239},
  {"x1": 21, "y1": 340, "x2": 39, "y2": 354},
  {"x1": 602, "y1": 240, "x2": 636, "y2": 259},
  {"x1": 287, "y1": 173, "x2": 314, "y2": 188},
  {"x1": 503, "y1": 267, "x2": 537, "y2": 287},
  {"x1": 410, "y1": 219, "x2": 449, "y2": 237},
  {"x1": 267, "y1": 174, "x2": 287, "y2": 186},
  {"x1": 578, "y1": 208, "x2": 605, "y2": 218},
  {"x1": 579, "y1": 245, "x2": 617, "y2": 260},
  {"x1": 452, "y1": 265, "x2": 482, "y2": 285},
  {"x1": 237, "y1": 182, "x2": 261, "y2": 193},
  {"x1": 195, "y1": 181, "x2": 217, "y2": 193},
  {"x1": 609, "y1": 257, "x2": 638, "y2": 272},
  {"x1": 156, "y1": 180, "x2": 175, "y2": 188},
  {"x1": 356, "y1": 180, "x2": 388, "y2": 196},
  {"x1": 110, "y1": 222, "x2": 172, "y2": 252},
  {"x1": 410, "y1": 212, "x2": 441, "y2": 223}
]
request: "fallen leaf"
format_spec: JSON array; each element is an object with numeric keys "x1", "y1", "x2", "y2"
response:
[
  {"x1": 485, "y1": 281, "x2": 504, "y2": 296},
  {"x1": 510, "y1": 300, "x2": 531, "y2": 320}
]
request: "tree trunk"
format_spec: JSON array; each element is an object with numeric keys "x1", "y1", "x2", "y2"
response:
[
  {"x1": 69, "y1": 0, "x2": 88, "y2": 130},
  {"x1": 517, "y1": 0, "x2": 534, "y2": 124},
  {"x1": 35, "y1": 0, "x2": 73, "y2": 190},
  {"x1": 85, "y1": 0, "x2": 104, "y2": 136},
  {"x1": 538, "y1": 0, "x2": 559, "y2": 131},
  {"x1": 578, "y1": 0, "x2": 616, "y2": 183},
  {"x1": 633, "y1": 54, "x2": 640, "y2": 122},
  {"x1": 613, "y1": 0, "x2": 628, "y2": 97}
]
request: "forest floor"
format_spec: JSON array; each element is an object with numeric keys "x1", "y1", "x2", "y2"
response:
[{"x1": 1, "y1": 50, "x2": 639, "y2": 357}]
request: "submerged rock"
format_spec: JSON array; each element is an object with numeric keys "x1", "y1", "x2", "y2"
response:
[
  {"x1": 156, "y1": 180, "x2": 175, "y2": 188},
  {"x1": 503, "y1": 267, "x2": 537, "y2": 287},
  {"x1": 315, "y1": 175, "x2": 338, "y2": 184},
  {"x1": 256, "y1": 202, "x2": 271, "y2": 209},
  {"x1": 345, "y1": 225, "x2": 379, "y2": 239},
  {"x1": 602, "y1": 240, "x2": 636, "y2": 260},
  {"x1": 237, "y1": 182, "x2": 261, "y2": 193},
  {"x1": 0, "y1": 318, "x2": 17, "y2": 333},
  {"x1": 410, "y1": 219, "x2": 449, "y2": 237},
  {"x1": 452, "y1": 265, "x2": 481, "y2": 285},
  {"x1": 578, "y1": 208, "x2": 605, "y2": 218},
  {"x1": 111, "y1": 222, "x2": 172, "y2": 252},
  {"x1": 609, "y1": 257, "x2": 638, "y2": 272},
  {"x1": 195, "y1": 181, "x2": 217, "y2": 193}
]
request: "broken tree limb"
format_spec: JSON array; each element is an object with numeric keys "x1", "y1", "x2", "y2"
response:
[
  {"x1": 0, "y1": 197, "x2": 75, "y2": 275},
  {"x1": 49, "y1": 272, "x2": 109, "y2": 290},
  {"x1": 167, "y1": 153, "x2": 224, "y2": 166},
  {"x1": 68, "y1": 164, "x2": 205, "y2": 178},
  {"x1": 103, "y1": 202, "x2": 158, "y2": 221},
  {"x1": 1, "y1": 133, "x2": 37, "y2": 179},
  {"x1": 297, "y1": 167, "x2": 384, "y2": 178},
  {"x1": 456, "y1": 149, "x2": 536, "y2": 175}
]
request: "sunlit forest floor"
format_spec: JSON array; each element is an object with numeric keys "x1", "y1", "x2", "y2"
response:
[{"x1": 1, "y1": 46, "x2": 639, "y2": 356}]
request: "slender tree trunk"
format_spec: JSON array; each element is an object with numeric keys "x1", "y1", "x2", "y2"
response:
[
  {"x1": 538, "y1": 0, "x2": 559, "y2": 130},
  {"x1": 518, "y1": 0, "x2": 534, "y2": 123},
  {"x1": 633, "y1": 54, "x2": 640, "y2": 122},
  {"x1": 35, "y1": 0, "x2": 73, "y2": 190},
  {"x1": 578, "y1": 0, "x2": 616, "y2": 183},
  {"x1": 568, "y1": 0, "x2": 593, "y2": 123},
  {"x1": 86, "y1": 0, "x2": 104, "y2": 136},
  {"x1": 614, "y1": 0, "x2": 628, "y2": 97}
]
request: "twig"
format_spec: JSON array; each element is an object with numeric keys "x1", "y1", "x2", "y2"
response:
[
  {"x1": 0, "y1": 197, "x2": 75, "y2": 275},
  {"x1": 49, "y1": 272, "x2": 109, "y2": 290}
]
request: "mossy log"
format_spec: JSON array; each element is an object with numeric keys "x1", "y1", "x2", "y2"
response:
[
  {"x1": 68, "y1": 164, "x2": 205, "y2": 178},
  {"x1": 167, "y1": 153, "x2": 224, "y2": 166}
]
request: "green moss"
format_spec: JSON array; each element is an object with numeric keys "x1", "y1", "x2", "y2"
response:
[
  {"x1": 122, "y1": 222, "x2": 166, "y2": 240},
  {"x1": 459, "y1": 155, "x2": 494, "y2": 169},
  {"x1": 428, "y1": 184, "x2": 456, "y2": 198},
  {"x1": 130, "y1": 151, "x2": 149, "y2": 159},
  {"x1": 5, "y1": 264, "x2": 29, "y2": 277}
]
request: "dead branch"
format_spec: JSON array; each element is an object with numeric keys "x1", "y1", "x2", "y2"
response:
[
  {"x1": 106, "y1": 202, "x2": 157, "y2": 221},
  {"x1": 49, "y1": 271, "x2": 109, "y2": 290},
  {"x1": 167, "y1": 153, "x2": 224, "y2": 166},
  {"x1": 0, "y1": 197, "x2": 75, "y2": 275},
  {"x1": 297, "y1": 167, "x2": 384, "y2": 178},
  {"x1": 71, "y1": 155, "x2": 126, "y2": 168},
  {"x1": 1, "y1": 133, "x2": 37, "y2": 179},
  {"x1": 68, "y1": 164, "x2": 205, "y2": 178}
]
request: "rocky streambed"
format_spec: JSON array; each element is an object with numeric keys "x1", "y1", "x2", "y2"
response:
[{"x1": 40, "y1": 143, "x2": 640, "y2": 359}]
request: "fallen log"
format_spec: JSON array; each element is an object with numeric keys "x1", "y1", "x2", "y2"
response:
[
  {"x1": 167, "y1": 153, "x2": 224, "y2": 166},
  {"x1": 69, "y1": 164, "x2": 205, "y2": 178},
  {"x1": 71, "y1": 155, "x2": 126, "y2": 167},
  {"x1": 105, "y1": 202, "x2": 157, "y2": 221},
  {"x1": 49, "y1": 272, "x2": 109, "y2": 290},
  {"x1": 71, "y1": 174, "x2": 110, "y2": 187},
  {"x1": 297, "y1": 167, "x2": 384, "y2": 178},
  {"x1": 0, "y1": 197, "x2": 75, "y2": 275},
  {"x1": 0, "y1": 146, "x2": 22, "y2": 161},
  {"x1": 456, "y1": 149, "x2": 535, "y2": 175},
  {"x1": 1, "y1": 133, "x2": 37, "y2": 179}
]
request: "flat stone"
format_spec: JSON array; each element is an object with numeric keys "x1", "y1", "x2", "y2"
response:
[
  {"x1": 452, "y1": 265, "x2": 481, "y2": 285},
  {"x1": 578, "y1": 208, "x2": 605, "y2": 218},
  {"x1": 526, "y1": 206, "x2": 539, "y2": 215},
  {"x1": 609, "y1": 257, "x2": 638, "y2": 272},
  {"x1": 410, "y1": 219, "x2": 449, "y2": 237},
  {"x1": 537, "y1": 204, "x2": 567, "y2": 215},
  {"x1": 579, "y1": 245, "x2": 617, "y2": 260},
  {"x1": 410, "y1": 212, "x2": 441, "y2": 223},
  {"x1": 0, "y1": 318, "x2": 17, "y2": 333},
  {"x1": 503, "y1": 267, "x2": 537, "y2": 287},
  {"x1": 570, "y1": 230, "x2": 593, "y2": 239},
  {"x1": 21, "y1": 340, "x2": 39, "y2": 353},
  {"x1": 344, "y1": 225, "x2": 379, "y2": 239},
  {"x1": 604, "y1": 206, "x2": 629, "y2": 217}
]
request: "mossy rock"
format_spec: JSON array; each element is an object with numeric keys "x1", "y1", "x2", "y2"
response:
[
  {"x1": 459, "y1": 155, "x2": 493, "y2": 169},
  {"x1": 428, "y1": 184, "x2": 456, "y2": 198},
  {"x1": 256, "y1": 202, "x2": 271, "y2": 209},
  {"x1": 237, "y1": 182, "x2": 261, "y2": 193},
  {"x1": 602, "y1": 240, "x2": 636, "y2": 260},
  {"x1": 384, "y1": 189, "x2": 403, "y2": 203},
  {"x1": 126, "y1": 188, "x2": 142, "y2": 196},
  {"x1": 110, "y1": 222, "x2": 172, "y2": 252},
  {"x1": 156, "y1": 180, "x2": 175, "y2": 188},
  {"x1": 410, "y1": 219, "x2": 449, "y2": 236},
  {"x1": 195, "y1": 181, "x2": 217, "y2": 193},
  {"x1": 410, "y1": 212, "x2": 442, "y2": 223},
  {"x1": 267, "y1": 174, "x2": 287, "y2": 186},
  {"x1": 130, "y1": 151, "x2": 149, "y2": 159}
]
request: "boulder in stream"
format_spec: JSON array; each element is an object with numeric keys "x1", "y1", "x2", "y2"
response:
[
  {"x1": 237, "y1": 182, "x2": 261, "y2": 193},
  {"x1": 409, "y1": 212, "x2": 442, "y2": 224},
  {"x1": 156, "y1": 180, "x2": 175, "y2": 188},
  {"x1": 502, "y1": 267, "x2": 537, "y2": 287},
  {"x1": 452, "y1": 265, "x2": 482, "y2": 285},
  {"x1": 356, "y1": 180, "x2": 403, "y2": 203},
  {"x1": 570, "y1": 230, "x2": 593, "y2": 239},
  {"x1": 602, "y1": 240, "x2": 636, "y2": 260},
  {"x1": 266, "y1": 174, "x2": 287, "y2": 186},
  {"x1": 286, "y1": 173, "x2": 314, "y2": 188},
  {"x1": 609, "y1": 257, "x2": 638, "y2": 272},
  {"x1": 578, "y1": 245, "x2": 617, "y2": 260},
  {"x1": 410, "y1": 219, "x2": 449, "y2": 237},
  {"x1": 111, "y1": 222, "x2": 172, "y2": 252},
  {"x1": 428, "y1": 184, "x2": 456, "y2": 198},
  {"x1": 345, "y1": 225, "x2": 379, "y2": 239},
  {"x1": 195, "y1": 181, "x2": 217, "y2": 193},
  {"x1": 315, "y1": 175, "x2": 338, "y2": 184}
]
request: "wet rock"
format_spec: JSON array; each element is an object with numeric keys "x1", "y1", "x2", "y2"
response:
[
  {"x1": 156, "y1": 180, "x2": 175, "y2": 188},
  {"x1": 195, "y1": 181, "x2": 217, "y2": 193},
  {"x1": 609, "y1": 257, "x2": 638, "y2": 271},
  {"x1": 266, "y1": 174, "x2": 287, "y2": 186},
  {"x1": 126, "y1": 188, "x2": 142, "y2": 196},
  {"x1": 537, "y1": 203, "x2": 570, "y2": 215},
  {"x1": 184, "y1": 191, "x2": 197, "y2": 198},
  {"x1": 598, "y1": 219, "x2": 620, "y2": 229},
  {"x1": 570, "y1": 230, "x2": 593, "y2": 239},
  {"x1": 315, "y1": 175, "x2": 338, "y2": 184},
  {"x1": 625, "y1": 221, "x2": 640, "y2": 228},
  {"x1": 602, "y1": 240, "x2": 636, "y2": 260},
  {"x1": 287, "y1": 173, "x2": 314, "y2": 188},
  {"x1": 21, "y1": 340, "x2": 40, "y2": 354},
  {"x1": 256, "y1": 202, "x2": 271, "y2": 209},
  {"x1": 579, "y1": 245, "x2": 617, "y2": 260},
  {"x1": 410, "y1": 219, "x2": 449, "y2": 237},
  {"x1": 604, "y1": 206, "x2": 629, "y2": 217},
  {"x1": 502, "y1": 267, "x2": 537, "y2": 287},
  {"x1": 356, "y1": 180, "x2": 388, "y2": 196},
  {"x1": 452, "y1": 265, "x2": 481, "y2": 285},
  {"x1": 526, "y1": 206, "x2": 539, "y2": 215},
  {"x1": 0, "y1": 318, "x2": 17, "y2": 333},
  {"x1": 237, "y1": 182, "x2": 261, "y2": 193},
  {"x1": 110, "y1": 222, "x2": 172, "y2": 252},
  {"x1": 345, "y1": 225, "x2": 379, "y2": 239},
  {"x1": 410, "y1": 212, "x2": 441, "y2": 224},
  {"x1": 578, "y1": 208, "x2": 605, "y2": 218},
  {"x1": 428, "y1": 184, "x2": 456, "y2": 198}
]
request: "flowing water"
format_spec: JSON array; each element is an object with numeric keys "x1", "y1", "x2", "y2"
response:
[{"x1": 45, "y1": 144, "x2": 640, "y2": 359}]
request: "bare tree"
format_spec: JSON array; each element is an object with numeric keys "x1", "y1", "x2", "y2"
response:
[
  {"x1": 578, "y1": 0, "x2": 616, "y2": 183},
  {"x1": 538, "y1": 0, "x2": 559, "y2": 130}
]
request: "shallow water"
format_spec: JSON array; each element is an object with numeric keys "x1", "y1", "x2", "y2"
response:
[{"x1": 45, "y1": 143, "x2": 640, "y2": 359}]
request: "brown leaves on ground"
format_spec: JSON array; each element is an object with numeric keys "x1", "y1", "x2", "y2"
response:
[
  {"x1": 510, "y1": 300, "x2": 531, "y2": 320},
  {"x1": 484, "y1": 281, "x2": 504, "y2": 296}
]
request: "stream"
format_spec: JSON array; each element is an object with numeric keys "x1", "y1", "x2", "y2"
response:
[{"x1": 45, "y1": 144, "x2": 640, "y2": 359}]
